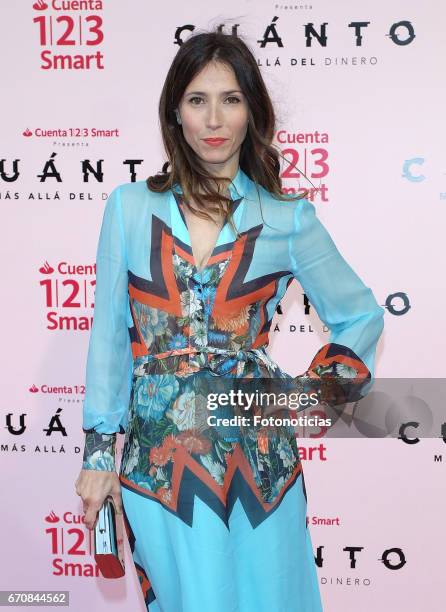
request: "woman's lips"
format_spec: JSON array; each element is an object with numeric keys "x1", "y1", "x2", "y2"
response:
[{"x1": 202, "y1": 138, "x2": 228, "y2": 147}]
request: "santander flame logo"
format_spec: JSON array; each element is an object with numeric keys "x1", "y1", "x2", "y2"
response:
[
  {"x1": 29, "y1": 384, "x2": 39, "y2": 393},
  {"x1": 23, "y1": 128, "x2": 33, "y2": 137},
  {"x1": 39, "y1": 261, "x2": 54, "y2": 274},
  {"x1": 33, "y1": 0, "x2": 48, "y2": 10},
  {"x1": 45, "y1": 511, "x2": 60, "y2": 523}
]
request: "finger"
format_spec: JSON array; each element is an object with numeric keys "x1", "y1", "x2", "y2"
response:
[
  {"x1": 84, "y1": 505, "x2": 100, "y2": 530},
  {"x1": 112, "y1": 493, "x2": 123, "y2": 514}
]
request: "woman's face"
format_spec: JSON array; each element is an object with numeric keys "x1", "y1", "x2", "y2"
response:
[{"x1": 177, "y1": 61, "x2": 249, "y2": 177}]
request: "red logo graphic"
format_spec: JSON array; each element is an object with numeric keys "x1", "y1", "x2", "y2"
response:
[
  {"x1": 45, "y1": 511, "x2": 60, "y2": 523},
  {"x1": 23, "y1": 128, "x2": 33, "y2": 137},
  {"x1": 29, "y1": 384, "x2": 39, "y2": 393},
  {"x1": 39, "y1": 261, "x2": 54, "y2": 274},
  {"x1": 33, "y1": 0, "x2": 48, "y2": 10}
]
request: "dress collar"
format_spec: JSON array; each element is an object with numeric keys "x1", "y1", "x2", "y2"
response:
[
  {"x1": 228, "y1": 165, "x2": 250, "y2": 200},
  {"x1": 172, "y1": 166, "x2": 250, "y2": 202}
]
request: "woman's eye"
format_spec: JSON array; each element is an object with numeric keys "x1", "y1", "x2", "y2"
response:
[{"x1": 188, "y1": 96, "x2": 241, "y2": 105}]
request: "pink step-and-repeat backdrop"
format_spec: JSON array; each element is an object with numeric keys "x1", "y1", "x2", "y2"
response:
[{"x1": 2, "y1": 1, "x2": 445, "y2": 610}]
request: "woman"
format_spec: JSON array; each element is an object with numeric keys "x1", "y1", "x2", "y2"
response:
[{"x1": 75, "y1": 30, "x2": 384, "y2": 611}]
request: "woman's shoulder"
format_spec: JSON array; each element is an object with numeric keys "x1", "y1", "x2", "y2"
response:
[
  {"x1": 112, "y1": 179, "x2": 170, "y2": 217},
  {"x1": 116, "y1": 179, "x2": 164, "y2": 200},
  {"x1": 248, "y1": 180, "x2": 311, "y2": 229}
]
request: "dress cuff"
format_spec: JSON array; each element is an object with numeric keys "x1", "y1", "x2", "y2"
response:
[
  {"x1": 82, "y1": 430, "x2": 117, "y2": 472},
  {"x1": 303, "y1": 342, "x2": 372, "y2": 406}
]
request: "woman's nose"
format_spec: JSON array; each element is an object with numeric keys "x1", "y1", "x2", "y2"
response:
[{"x1": 206, "y1": 103, "x2": 223, "y2": 128}]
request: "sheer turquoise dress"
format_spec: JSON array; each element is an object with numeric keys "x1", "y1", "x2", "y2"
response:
[{"x1": 81, "y1": 166, "x2": 384, "y2": 611}]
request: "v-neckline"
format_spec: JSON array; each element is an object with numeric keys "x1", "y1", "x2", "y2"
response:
[{"x1": 170, "y1": 189, "x2": 244, "y2": 274}]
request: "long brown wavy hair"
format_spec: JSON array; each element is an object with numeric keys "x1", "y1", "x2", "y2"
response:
[{"x1": 146, "y1": 29, "x2": 315, "y2": 235}]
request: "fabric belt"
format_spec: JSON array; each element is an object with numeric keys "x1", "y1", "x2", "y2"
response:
[{"x1": 132, "y1": 345, "x2": 273, "y2": 377}]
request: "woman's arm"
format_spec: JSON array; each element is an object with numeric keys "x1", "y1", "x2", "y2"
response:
[
  {"x1": 289, "y1": 198, "x2": 385, "y2": 405},
  {"x1": 81, "y1": 185, "x2": 133, "y2": 471}
]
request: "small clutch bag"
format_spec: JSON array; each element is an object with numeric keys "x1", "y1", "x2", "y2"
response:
[{"x1": 94, "y1": 495, "x2": 125, "y2": 578}]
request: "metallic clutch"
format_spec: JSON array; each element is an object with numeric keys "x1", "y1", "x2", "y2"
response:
[{"x1": 94, "y1": 495, "x2": 125, "y2": 578}]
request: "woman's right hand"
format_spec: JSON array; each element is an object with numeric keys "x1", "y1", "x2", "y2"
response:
[{"x1": 74, "y1": 469, "x2": 123, "y2": 530}]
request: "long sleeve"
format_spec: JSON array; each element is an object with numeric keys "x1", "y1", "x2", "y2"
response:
[
  {"x1": 289, "y1": 199, "x2": 385, "y2": 406},
  {"x1": 81, "y1": 185, "x2": 133, "y2": 471}
]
